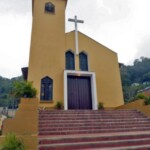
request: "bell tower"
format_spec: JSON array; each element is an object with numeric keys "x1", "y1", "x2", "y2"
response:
[{"x1": 28, "y1": 0, "x2": 68, "y2": 99}]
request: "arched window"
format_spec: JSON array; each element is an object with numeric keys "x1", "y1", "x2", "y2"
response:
[
  {"x1": 79, "y1": 52, "x2": 88, "y2": 71},
  {"x1": 40, "y1": 76, "x2": 53, "y2": 101},
  {"x1": 45, "y1": 2, "x2": 55, "y2": 13},
  {"x1": 66, "y1": 51, "x2": 75, "y2": 70}
]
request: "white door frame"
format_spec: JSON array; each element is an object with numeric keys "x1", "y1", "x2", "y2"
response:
[{"x1": 64, "y1": 70, "x2": 98, "y2": 110}]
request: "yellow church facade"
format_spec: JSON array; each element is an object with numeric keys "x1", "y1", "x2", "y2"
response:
[{"x1": 27, "y1": 0, "x2": 124, "y2": 109}]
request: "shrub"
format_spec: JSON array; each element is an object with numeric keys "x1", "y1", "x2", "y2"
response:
[
  {"x1": 134, "y1": 93, "x2": 150, "y2": 105},
  {"x1": 55, "y1": 101, "x2": 63, "y2": 109},
  {"x1": 12, "y1": 81, "x2": 37, "y2": 98},
  {"x1": 98, "y1": 102, "x2": 104, "y2": 110},
  {"x1": 0, "y1": 133, "x2": 26, "y2": 150},
  {"x1": 144, "y1": 97, "x2": 150, "y2": 105},
  {"x1": 134, "y1": 93, "x2": 146, "y2": 100}
]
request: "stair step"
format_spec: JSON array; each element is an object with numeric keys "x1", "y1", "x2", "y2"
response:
[
  {"x1": 39, "y1": 109, "x2": 138, "y2": 112},
  {"x1": 39, "y1": 127, "x2": 150, "y2": 136},
  {"x1": 38, "y1": 138, "x2": 150, "y2": 150},
  {"x1": 39, "y1": 113, "x2": 144, "y2": 116},
  {"x1": 39, "y1": 110, "x2": 140, "y2": 114},
  {"x1": 39, "y1": 124, "x2": 150, "y2": 132},
  {"x1": 39, "y1": 133, "x2": 150, "y2": 145},
  {"x1": 39, "y1": 111, "x2": 141, "y2": 115},
  {"x1": 38, "y1": 109, "x2": 150, "y2": 149},
  {"x1": 39, "y1": 116, "x2": 146, "y2": 120},
  {"x1": 39, "y1": 119, "x2": 150, "y2": 125},
  {"x1": 39, "y1": 117, "x2": 149, "y2": 121},
  {"x1": 39, "y1": 122, "x2": 150, "y2": 128},
  {"x1": 92, "y1": 144, "x2": 150, "y2": 150}
]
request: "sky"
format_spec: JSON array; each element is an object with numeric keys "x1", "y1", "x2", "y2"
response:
[{"x1": 0, "y1": 0, "x2": 150, "y2": 78}]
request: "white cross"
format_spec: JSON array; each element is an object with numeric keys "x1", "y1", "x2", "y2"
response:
[{"x1": 68, "y1": 16, "x2": 84, "y2": 55}]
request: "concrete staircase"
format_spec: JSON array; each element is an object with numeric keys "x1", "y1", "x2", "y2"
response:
[{"x1": 38, "y1": 110, "x2": 150, "y2": 149}]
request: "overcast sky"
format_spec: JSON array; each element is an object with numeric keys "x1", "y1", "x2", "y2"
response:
[{"x1": 0, "y1": 0, "x2": 150, "y2": 78}]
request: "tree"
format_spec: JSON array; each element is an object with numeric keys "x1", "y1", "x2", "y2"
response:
[
  {"x1": 120, "y1": 57, "x2": 150, "y2": 102},
  {"x1": 0, "y1": 133, "x2": 26, "y2": 150},
  {"x1": 12, "y1": 81, "x2": 37, "y2": 99},
  {"x1": 142, "y1": 71, "x2": 150, "y2": 82},
  {"x1": 0, "y1": 76, "x2": 23, "y2": 107}
]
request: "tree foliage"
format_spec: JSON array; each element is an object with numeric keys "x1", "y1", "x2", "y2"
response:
[
  {"x1": 120, "y1": 57, "x2": 150, "y2": 102},
  {"x1": 0, "y1": 76, "x2": 23, "y2": 107},
  {"x1": 12, "y1": 81, "x2": 37, "y2": 98},
  {"x1": 0, "y1": 133, "x2": 26, "y2": 150},
  {"x1": 0, "y1": 76, "x2": 37, "y2": 107}
]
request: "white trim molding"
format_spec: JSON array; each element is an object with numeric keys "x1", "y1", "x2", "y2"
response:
[{"x1": 64, "y1": 70, "x2": 98, "y2": 110}]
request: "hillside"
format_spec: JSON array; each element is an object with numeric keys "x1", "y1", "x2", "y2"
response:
[
  {"x1": 120, "y1": 57, "x2": 150, "y2": 102},
  {"x1": 0, "y1": 76, "x2": 23, "y2": 107}
]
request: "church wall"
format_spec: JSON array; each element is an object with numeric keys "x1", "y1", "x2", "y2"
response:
[
  {"x1": 28, "y1": 0, "x2": 123, "y2": 108},
  {"x1": 66, "y1": 32, "x2": 124, "y2": 107},
  {"x1": 28, "y1": 0, "x2": 67, "y2": 107}
]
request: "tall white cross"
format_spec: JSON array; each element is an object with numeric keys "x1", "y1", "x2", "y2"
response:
[{"x1": 68, "y1": 16, "x2": 84, "y2": 55}]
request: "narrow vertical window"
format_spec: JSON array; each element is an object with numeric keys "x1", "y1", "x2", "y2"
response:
[
  {"x1": 79, "y1": 52, "x2": 88, "y2": 71},
  {"x1": 40, "y1": 76, "x2": 53, "y2": 101},
  {"x1": 45, "y1": 2, "x2": 55, "y2": 13},
  {"x1": 66, "y1": 51, "x2": 75, "y2": 70}
]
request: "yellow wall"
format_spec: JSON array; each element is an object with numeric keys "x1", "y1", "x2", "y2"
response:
[
  {"x1": 3, "y1": 98, "x2": 38, "y2": 135},
  {"x1": 116, "y1": 99, "x2": 145, "y2": 109},
  {"x1": 66, "y1": 32, "x2": 124, "y2": 107},
  {"x1": 28, "y1": 0, "x2": 124, "y2": 108},
  {"x1": 116, "y1": 99, "x2": 150, "y2": 117},
  {"x1": 1, "y1": 98, "x2": 38, "y2": 150},
  {"x1": 140, "y1": 105, "x2": 150, "y2": 117},
  {"x1": 28, "y1": 0, "x2": 66, "y2": 105}
]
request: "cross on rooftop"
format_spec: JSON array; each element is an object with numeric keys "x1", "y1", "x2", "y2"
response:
[{"x1": 68, "y1": 16, "x2": 84, "y2": 55}]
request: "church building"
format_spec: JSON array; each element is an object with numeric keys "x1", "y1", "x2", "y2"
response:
[{"x1": 25, "y1": 0, "x2": 124, "y2": 109}]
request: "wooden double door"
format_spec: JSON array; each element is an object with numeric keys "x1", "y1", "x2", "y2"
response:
[{"x1": 67, "y1": 76, "x2": 92, "y2": 109}]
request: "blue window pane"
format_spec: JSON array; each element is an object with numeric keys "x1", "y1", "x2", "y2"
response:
[
  {"x1": 66, "y1": 51, "x2": 75, "y2": 70},
  {"x1": 45, "y1": 2, "x2": 55, "y2": 13},
  {"x1": 40, "y1": 76, "x2": 53, "y2": 101},
  {"x1": 79, "y1": 52, "x2": 88, "y2": 71}
]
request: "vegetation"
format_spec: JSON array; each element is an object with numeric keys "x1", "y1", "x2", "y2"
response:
[
  {"x1": 12, "y1": 81, "x2": 37, "y2": 99},
  {"x1": 144, "y1": 97, "x2": 150, "y2": 105},
  {"x1": 0, "y1": 76, "x2": 37, "y2": 107},
  {"x1": 98, "y1": 102, "x2": 104, "y2": 110},
  {"x1": 120, "y1": 57, "x2": 150, "y2": 103},
  {"x1": 134, "y1": 93, "x2": 146, "y2": 100},
  {"x1": 131, "y1": 93, "x2": 150, "y2": 105},
  {"x1": 0, "y1": 76, "x2": 23, "y2": 107},
  {"x1": 55, "y1": 101, "x2": 63, "y2": 109},
  {"x1": 0, "y1": 133, "x2": 26, "y2": 150}
]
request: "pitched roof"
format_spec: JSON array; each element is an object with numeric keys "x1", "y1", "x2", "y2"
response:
[{"x1": 66, "y1": 30, "x2": 117, "y2": 54}]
